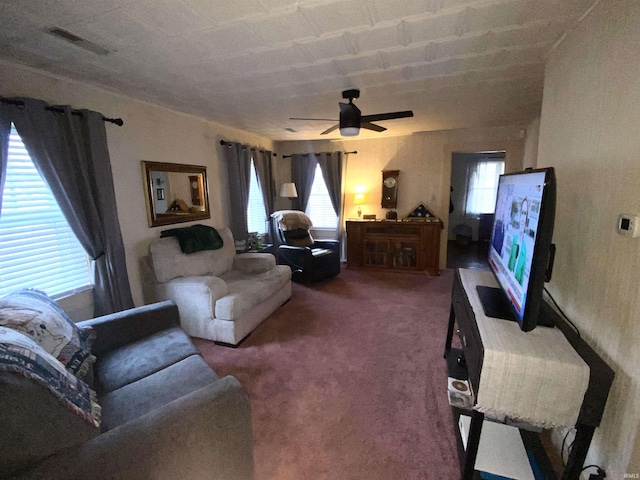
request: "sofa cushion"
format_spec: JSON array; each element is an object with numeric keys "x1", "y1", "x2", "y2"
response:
[
  {"x1": 150, "y1": 227, "x2": 236, "y2": 282},
  {"x1": 95, "y1": 326, "x2": 198, "y2": 393},
  {"x1": 99, "y1": 355, "x2": 219, "y2": 431},
  {"x1": 216, "y1": 265, "x2": 291, "y2": 320},
  {"x1": 233, "y1": 253, "x2": 276, "y2": 273},
  {"x1": 0, "y1": 289, "x2": 96, "y2": 380},
  {"x1": 0, "y1": 328, "x2": 101, "y2": 475}
]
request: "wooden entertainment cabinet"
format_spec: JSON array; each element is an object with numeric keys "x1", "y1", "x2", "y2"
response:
[
  {"x1": 444, "y1": 269, "x2": 614, "y2": 480},
  {"x1": 345, "y1": 219, "x2": 442, "y2": 275}
]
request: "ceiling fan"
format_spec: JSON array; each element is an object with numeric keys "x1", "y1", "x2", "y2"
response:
[{"x1": 290, "y1": 89, "x2": 414, "y2": 136}]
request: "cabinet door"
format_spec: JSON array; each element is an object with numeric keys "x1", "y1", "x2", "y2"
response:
[
  {"x1": 420, "y1": 224, "x2": 441, "y2": 274},
  {"x1": 346, "y1": 221, "x2": 364, "y2": 268},
  {"x1": 363, "y1": 239, "x2": 390, "y2": 267},
  {"x1": 390, "y1": 239, "x2": 420, "y2": 269}
]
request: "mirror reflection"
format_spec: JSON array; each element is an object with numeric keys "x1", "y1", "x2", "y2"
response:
[{"x1": 142, "y1": 161, "x2": 210, "y2": 227}]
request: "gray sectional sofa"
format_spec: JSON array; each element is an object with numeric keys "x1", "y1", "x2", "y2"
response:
[{"x1": 1, "y1": 301, "x2": 254, "y2": 480}]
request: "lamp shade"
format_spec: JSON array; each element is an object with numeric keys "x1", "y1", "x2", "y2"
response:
[
  {"x1": 279, "y1": 182, "x2": 298, "y2": 198},
  {"x1": 354, "y1": 193, "x2": 366, "y2": 205}
]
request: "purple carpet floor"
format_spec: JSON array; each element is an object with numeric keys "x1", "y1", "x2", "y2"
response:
[{"x1": 194, "y1": 267, "x2": 460, "y2": 480}]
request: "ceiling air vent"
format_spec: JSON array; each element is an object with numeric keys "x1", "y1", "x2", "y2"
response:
[{"x1": 47, "y1": 27, "x2": 111, "y2": 55}]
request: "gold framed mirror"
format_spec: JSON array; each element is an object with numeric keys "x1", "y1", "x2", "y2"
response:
[{"x1": 142, "y1": 161, "x2": 211, "y2": 227}]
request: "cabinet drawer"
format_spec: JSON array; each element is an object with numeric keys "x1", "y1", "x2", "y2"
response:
[{"x1": 364, "y1": 224, "x2": 421, "y2": 236}]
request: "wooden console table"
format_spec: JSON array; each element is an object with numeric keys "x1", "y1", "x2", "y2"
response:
[
  {"x1": 444, "y1": 269, "x2": 614, "y2": 480},
  {"x1": 346, "y1": 219, "x2": 442, "y2": 275}
]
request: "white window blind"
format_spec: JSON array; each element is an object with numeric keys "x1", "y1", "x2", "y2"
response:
[
  {"x1": 0, "y1": 125, "x2": 92, "y2": 297},
  {"x1": 465, "y1": 159, "x2": 505, "y2": 216},
  {"x1": 246, "y1": 159, "x2": 266, "y2": 234},
  {"x1": 305, "y1": 164, "x2": 338, "y2": 229}
]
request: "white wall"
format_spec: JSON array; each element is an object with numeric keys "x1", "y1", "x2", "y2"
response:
[
  {"x1": 537, "y1": 0, "x2": 640, "y2": 475},
  {"x1": 0, "y1": 60, "x2": 274, "y2": 318},
  {"x1": 277, "y1": 127, "x2": 525, "y2": 267}
]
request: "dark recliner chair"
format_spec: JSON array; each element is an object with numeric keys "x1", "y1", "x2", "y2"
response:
[{"x1": 271, "y1": 211, "x2": 340, "y2": 283}]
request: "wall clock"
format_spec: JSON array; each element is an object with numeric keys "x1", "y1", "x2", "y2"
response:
[
  {"x1": 381, "y1": 170, "x2": 399, "y2": 209},
  {"x1": 189, "y1": 175, "x2": 201, "y2": 206}
]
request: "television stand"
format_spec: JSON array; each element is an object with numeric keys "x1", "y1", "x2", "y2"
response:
[
  {"x1": 475, "y1": 285, "x2": 555, "y2": 328},
  {"x1": 445, "y1": 269, "x2": 614, "y2": 480}
]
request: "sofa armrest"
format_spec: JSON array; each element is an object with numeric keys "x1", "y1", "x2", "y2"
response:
[
  {"x1": 78, "y1": 301, "x2": 180, "y2": 355},
  {"x1": 233, "y1": 252, "x2": 276, "y2": 273},
  {"x1": 154, "y1": 276, "x2": 227, "y2": 332},
  {"x1": 278, "y1": 245, "x2": 312, "y2": 257},
  {"x1": 17, "y1": 376, "x2": 254, "y2": 480},
  {"x1": 313, "y1": 240, "x2": 339, "y2": 251}
]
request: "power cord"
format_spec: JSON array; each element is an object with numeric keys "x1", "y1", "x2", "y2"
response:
[
  {"x1": 543, "y1": 287, "x2": 581, "y2": 338},
  {"x1": 560, "y1": 429, "x2": 572, "y2": 467},
  {"x1": 561, "y1": 431, "x2": 606, "y2": 479},
  {"x1": 582, "y1": 464, "x2": 606, "y2": 479}
]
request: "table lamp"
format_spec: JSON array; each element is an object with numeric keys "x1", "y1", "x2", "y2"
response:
[
  {"x1": 279, "y1": 183, "x2": 298, "y2": 202},
  {"x1": 354, "y1": 192, "x2": 366, "y2": 218}
]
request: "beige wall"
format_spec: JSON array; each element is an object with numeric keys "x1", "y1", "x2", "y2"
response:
[
  {"x1": 537, "y1": 0, "x2": 640, "y2": 475},
  {"x1": 522, "y1": 117, "x2": 540, "y2": 169},
  {"x1": 277, "y1": 127, "x2": 525, "y2": 267},
  {"x1": 0, "y1": 60, "x2": 274, "y2": 319}
]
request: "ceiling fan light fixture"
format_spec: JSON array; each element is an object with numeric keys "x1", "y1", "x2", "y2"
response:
[
  {"x1": 291, "y1": 89, "x2": 413, "y2": 136},
  {"x1": 340, "y1": 127, "x2": 360, "y2": 136},
  {"x1": 339, "y1": 101, "x2": 361, "y2": 136}
]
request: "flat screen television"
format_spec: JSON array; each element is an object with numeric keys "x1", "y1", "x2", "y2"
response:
[{"x1": 476, "y1": 167, "x2": 557, "y2": 332}]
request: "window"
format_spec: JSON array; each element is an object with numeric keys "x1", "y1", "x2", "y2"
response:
[
  {"x1": 246, "y1": 159, "x2": 266, "y2": 234},
  {"x1": 0, "y1": 125, "x2": 92, "y2": 297},
  {"x1": 305, "y1": 164, "x2": 338, "y2": 229},
  {"x1": 465, "y1": 158, "x2": 505, "y2": 216}
]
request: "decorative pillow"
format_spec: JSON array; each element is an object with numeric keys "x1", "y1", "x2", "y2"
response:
[
  {"x1": 0, "y1": 289, "x2": 96, "y2": 382},
  {"x1": 283, "y1": 228, "x2": 314, "y2": 247},
  {"x1": 0, "y1": 327, "x2": 101, "y2": 427},
  {"x1": 271, "y1": 210, "x2": 313, "y2": 231}
]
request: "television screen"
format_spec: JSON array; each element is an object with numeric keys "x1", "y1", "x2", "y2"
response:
[{"x1": 478, "y1": 167, "x2": 556, "y2": 331}]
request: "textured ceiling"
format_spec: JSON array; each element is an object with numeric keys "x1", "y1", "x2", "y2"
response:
[{"x1": 0, "y1": 0, "x2": 595, "y2": 140}]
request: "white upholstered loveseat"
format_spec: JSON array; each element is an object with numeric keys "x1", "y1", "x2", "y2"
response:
[{"x1": 143, "y1": 226, "x2": 291, "y2": 346}]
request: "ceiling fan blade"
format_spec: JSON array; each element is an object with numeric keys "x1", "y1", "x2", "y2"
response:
[
  {"x1": 361, "y1": 122, "x2": 387, "y2": 132},
  {"x1": 361, "y1": 110, "x2": 414, "y2": 123},
  {"x1": 320, "y1": 124, "x2": 340, "y2": 135},
  {"x1": 289, "y1": 117, "x2": 336, "y2": 122}
]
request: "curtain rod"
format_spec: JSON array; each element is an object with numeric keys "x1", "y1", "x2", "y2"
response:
[
  {"x1": 282, "y1": 150, "x2": 357, "y2": 159},
  {"x1": 1, "y1": 98, "x2": 123, "y2": 126},
  {"x1": 219, "y1": 139, "x2": 277, "y2": 157}
]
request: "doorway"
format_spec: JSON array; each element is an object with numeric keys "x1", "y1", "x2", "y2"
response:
[{"x1": 447, "y1": 151, "x2": 505, "y2": 270}]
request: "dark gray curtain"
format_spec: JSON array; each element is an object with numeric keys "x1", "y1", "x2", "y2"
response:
[
  {"x1": 316, "y1": 152, "x2": 343, "y2": 217},
  {"x1": 317, "y1": 151, "x2": 348, "y2": 257},
  {"x1": 224, "y1": 142, "x2": 251, "y2": 242},
  {"x1": 252, "y1": 148, "x2": 276, "y2": 241},
  {"x1": 291, "y1": 153, "x2": 317, "y2": 212},
  {"x1": 0, "y1": 106, "x2": 11, "y2": 212},
  {"x1": 2, "y1": 98, "x2": 134, "y2": 316}
]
